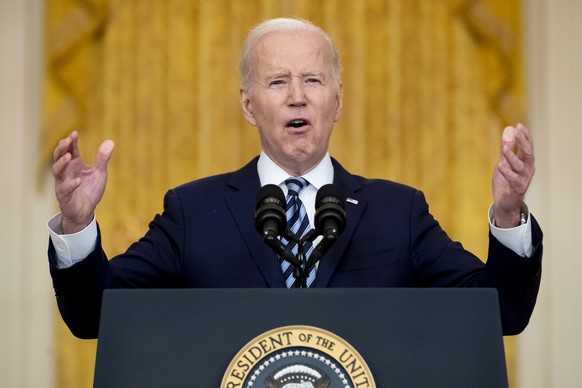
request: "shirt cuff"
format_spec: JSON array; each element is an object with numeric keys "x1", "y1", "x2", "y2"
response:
[
  {"x1": 48, "y1": 213, "x2": 98, "y2": 269},
  {"x1": 488, "y1": 204, "x2": 533, "y2": 257}
]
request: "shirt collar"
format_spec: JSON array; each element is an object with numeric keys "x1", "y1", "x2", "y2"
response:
[{"x1": 257, "y1": 151, "x2": 334, "y2": 191}]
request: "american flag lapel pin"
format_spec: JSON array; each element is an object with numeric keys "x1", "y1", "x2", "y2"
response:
[{"x1": 346, "y1": 197, "x2": 359, "y2": 205}]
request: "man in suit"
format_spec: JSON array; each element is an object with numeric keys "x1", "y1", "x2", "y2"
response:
[{"x1": 49, "y1": 18, "x2": 542, "y2": 339}]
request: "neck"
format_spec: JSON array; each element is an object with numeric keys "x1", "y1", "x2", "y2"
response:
[{"x1": 268, "y1": 154, "x2": 326, "y2": 177}]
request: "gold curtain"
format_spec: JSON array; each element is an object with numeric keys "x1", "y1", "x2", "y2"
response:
[{"x1": 42, "y1": 0, "x2": 525, "y2": 386}]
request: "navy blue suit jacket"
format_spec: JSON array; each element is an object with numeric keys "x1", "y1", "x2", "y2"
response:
[{"x1": 49, "y1": 157, "x2": 542, "y2": 338}]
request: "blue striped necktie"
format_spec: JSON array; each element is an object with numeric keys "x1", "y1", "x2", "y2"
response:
[{"x1": 281, "y1": 177, "x2": 316, "y2": 288}]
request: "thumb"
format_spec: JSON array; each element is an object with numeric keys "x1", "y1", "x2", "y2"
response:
[
  {"x1": 95, "y1": 140, "x2": 115, "y2": 172},
  {"x1": 500, "y1": 126, "x2": 516, "y2": 154}
]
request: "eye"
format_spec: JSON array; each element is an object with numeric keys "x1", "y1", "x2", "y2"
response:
[
  {"x1": 269, "y1": 79, "x2": 285, "y2": 87},
  {"x1": 305, "y1": 77, "x2": 323, "y2": 85}
]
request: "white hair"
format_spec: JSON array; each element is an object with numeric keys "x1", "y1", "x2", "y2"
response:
[{"x1": 239, "y1": 18, "x2": 342, "y2": 92}]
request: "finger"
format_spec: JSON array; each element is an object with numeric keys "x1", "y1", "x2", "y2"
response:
[
  {"x1": 55, "y1": 177, "x2": 81, "y2": 200},
  {"x1": 69, "y1": 131, "x2": 80, "y2": 158},
  {"x1": 52, "y1": 152, "x2": 72, "y2": 178},
  {"x1": 52, "y1": 131, "x2": 79, "y2": 162},
  {"x1": 514, "y1": 124, "x2": 534, "y2": 161},
  {"x1": 500, "y1": 125, "x2": 517, "y2": 155},
  {"x1": 94, "y1": 140, "x2": 115, "y2": 172},
  {"x1": 498, "y1": 147, "x2": 534, "y2": 193},
  {"x1": 499, "y1": 124, "x2": 535, "y2": 173},
  {"x1": 496, "y1": 156, "x2": 514, "y2": 179},
  {"x1": 502, "y1": 143, "x2": 525, "y2": 170},
  {"x1": 53, "y1": 136, "x2": 72, "y2": 163},
  {"x1": 496, "y1": 159, "x2": 526, "y2": 194},
  {"x1": 516, "y1": 123, "x2": 533, "y2": 144}
]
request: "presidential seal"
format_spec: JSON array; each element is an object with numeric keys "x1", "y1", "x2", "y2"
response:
[{"x1": 221, "y1": 325, "x2": 375, "y2": 388}]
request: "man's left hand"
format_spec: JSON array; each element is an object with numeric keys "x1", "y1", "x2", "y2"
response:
[{"x1": 492, "y1": 123, "x2": 535, "y2": 228}]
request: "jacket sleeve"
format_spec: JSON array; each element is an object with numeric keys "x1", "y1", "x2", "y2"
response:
[
  {"x1": 409, "y1": 189, "x2": 543, "y2": 335},
  {"x1": 49, "y1": 228, "x2": 115, "y2": 339},
  {"x1": 48, "y1": 189, "x2": 187, "y2": 339},
  {"x1": 481, "y1": 217, "x2": 543, "y2": 335}
]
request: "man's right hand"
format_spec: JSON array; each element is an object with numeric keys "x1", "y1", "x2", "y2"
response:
[{"x1": 52, "y1": 131, "x2": 114, "y2": 234}]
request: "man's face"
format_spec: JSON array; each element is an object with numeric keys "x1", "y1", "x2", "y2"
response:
[{"x1": 240, "y1": 29, "x2": 343, "y2": 176}]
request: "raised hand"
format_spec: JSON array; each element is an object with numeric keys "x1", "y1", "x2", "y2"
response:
[
  {"x1": 492, "y1": 123, "x2": 535, "y2": 228},
  {"x1": 52, "y1": 131, "x2": 114, "y2": 234}
]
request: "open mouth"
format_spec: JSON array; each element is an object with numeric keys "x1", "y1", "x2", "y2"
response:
[{"x1": 286, "y1": 119, "x2": 310, "y2": 129}]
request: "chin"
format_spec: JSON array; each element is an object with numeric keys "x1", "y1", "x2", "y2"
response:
[{"x1": 287, "y1": 148, "x2": 314, "y2": 161}]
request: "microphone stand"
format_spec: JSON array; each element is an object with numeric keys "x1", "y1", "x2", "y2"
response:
[
  {"x1": 288, "y1": 229, "x2": 317, "y2": 288},
  {"x1": 263, "y1": 228, "x2": 339, "y2": 288},
  {"x1": 256, "y1": 183, "x2": 346, "y2": 288},
  {"x1": 305, "y1": 230, "x2": 338, "y2": 270},
  {"x1": 263, "y1": 221, "x2": 338, "y2": 288},
  {"x1": 266, "y1": 230, "x2": 309, "y2": 288},
  {"x1": 294, "y1": 230, "x2": 314, "y2": 288}
]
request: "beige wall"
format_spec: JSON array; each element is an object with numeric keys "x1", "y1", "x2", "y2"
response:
[
  {"x1": 0, "y1": 0, "x2": 54, "y2": 387},
  {"x1": 520, "y1": 0, "x2": 582, "y2": 387}
]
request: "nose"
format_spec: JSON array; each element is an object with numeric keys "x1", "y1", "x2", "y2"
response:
[{"x1": 287, "y1": 78, "x2": 306, "y2": 106}]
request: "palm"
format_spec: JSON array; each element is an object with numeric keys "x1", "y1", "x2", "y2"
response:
[
  {"x1": 58, "y1": 157, "x2": 106, "y2": 219},
  {"x1": 53, "y1": 132, "x2": 114, "y2": 233}
]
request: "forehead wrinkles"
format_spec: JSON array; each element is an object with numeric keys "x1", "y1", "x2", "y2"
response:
[{"x1": 252, "y1": 31, "x2": 332, "y2": 81}]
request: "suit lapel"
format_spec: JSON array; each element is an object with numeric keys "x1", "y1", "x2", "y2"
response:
[
  {"x1": 224, "y1": 158, "x2": 286, "y2": 288},
  {"x1": 223, "y1": 157, "x2": 365, "y2": 288},
  {"x1": 312, "y1": 159, "x2": 367, "y2": 287}
]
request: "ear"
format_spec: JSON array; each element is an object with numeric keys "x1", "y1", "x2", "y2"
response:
[
  {"x1": 334, "y1": 83, "x2": 343, "y2": 122},
  {"x1": 240, "y1": 88, "x2": 257, "y2": 126}
]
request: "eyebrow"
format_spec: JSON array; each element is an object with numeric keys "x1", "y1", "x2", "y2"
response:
[{"x1": 265, "y1": 71, "x2": 327, "y2": 80}]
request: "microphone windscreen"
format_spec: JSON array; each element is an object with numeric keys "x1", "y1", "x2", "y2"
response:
[
  {"x1": 255, "y1": 184, "x2": 287, "y2": 237},
  {"x1": 315, "y1": 184, "x2": 345, "y2": 208},
  {"x1": 256, "y1": 184, "x2": 285, "y2": 208},
  {"x1": 315, "y1": 184, "x2": 347, "y2": 237}
]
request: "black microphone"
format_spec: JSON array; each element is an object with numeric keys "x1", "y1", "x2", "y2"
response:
[
  {"x1": 314, "y1": 184, "x2": 346, "y2": 238},
  {"x1": 305, "y1": 184, "x2": 347, "y2": 270},
  {"x1": 255, "y1": 185, "x2": 300, "y2": 267},
  {"x1": 255, "y1": 184, "x2": 286, "y2": 238}
]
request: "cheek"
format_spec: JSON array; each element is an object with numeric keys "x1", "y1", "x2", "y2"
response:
[
  {"x1": 253, "y1": 102, "x2": 280, "y2": 126},
  {"x1": 257, "y1": 126, "x2": 283, "y2": 149},
  {"x1": 320, "y1": 128, "x2": 334, "y2": 146}
]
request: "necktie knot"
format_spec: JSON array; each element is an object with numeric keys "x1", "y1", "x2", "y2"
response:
[{"x1": 285, "y1": 177, "x2": 308, "y2": 197}]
